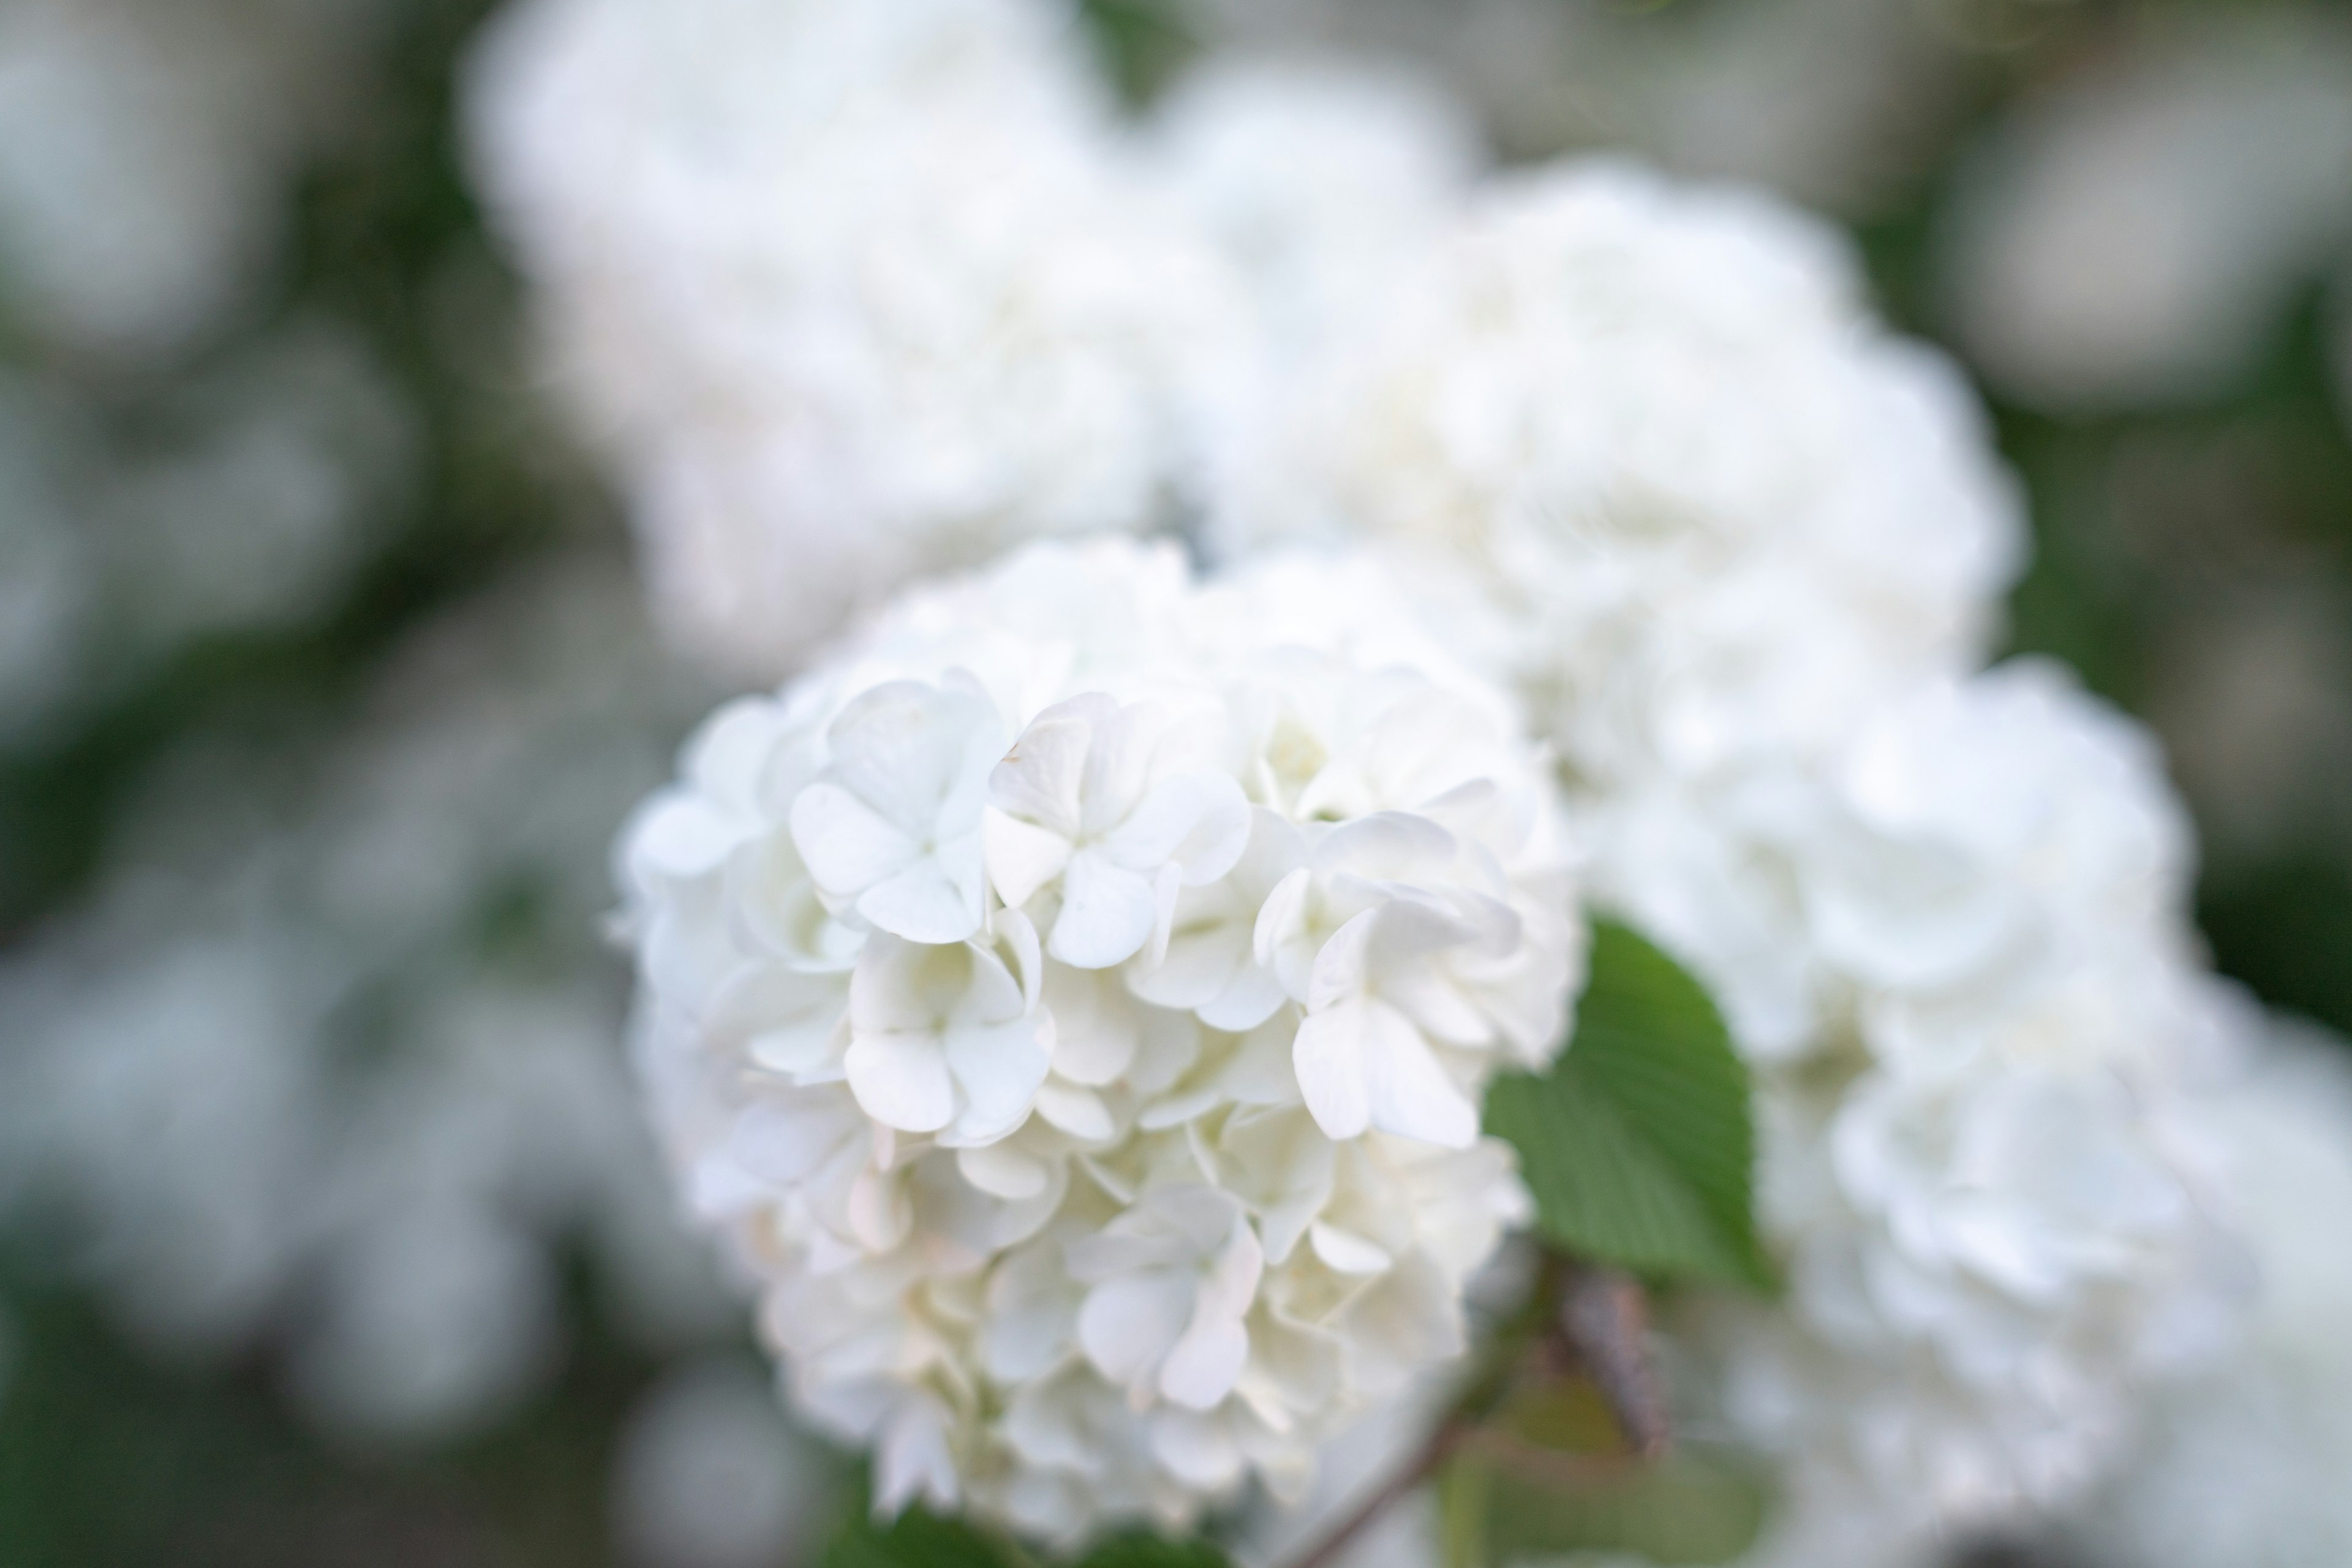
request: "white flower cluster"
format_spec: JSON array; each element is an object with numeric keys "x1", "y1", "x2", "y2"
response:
[
  {"x1": 619, "y1": 538, "x2": 1582, "y2": 1539},
  {"x1": 1939, "y1": 9, "x2": 2352, "y2": 413},
  {"x1": 1149, "y1": 137, "x2": 2233, "y2": 1545},
  {"x1": 0, "y1": 0, "x2": 385, "y2": 359},
  {"x1": 1210, "y1": 161, "x2": 2025, "y2": 792},
  {"x1": 467, "y1": 0, "x2": 1246, "y2": 680},
  {"x1": 2049, "y1": 1013, "x2": 2352, "y2": 1568},
  {"x1": 1638, "y1": 664, "x2": 2242, "y2": 1551},
  {"x1": 1147, "y1": 56, "x2": 1477, "y2": 377},
  {"x1": 0, "y1": 558, "x2": 735, "y2": 1442}
]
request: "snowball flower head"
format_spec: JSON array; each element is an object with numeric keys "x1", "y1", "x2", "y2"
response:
[
  {"x1": 618, "y1": 539, "x2": 1582, "y2": 1541},
  {"x1": 469, "y1": 0, "x2": 1248, "y2": 680},
  {"x1": 1148, "y1": 55, "x2": 1479, "y2": 368},
  {"x1": 2051, "y1": 1014, "x2": 2352, "y2": 1568},
  {"x1": 1660, "y1": 666, "x2": 2240, "y2": 1540},
  {"x1": 1216, "y1": 160, "x2": 2024, "y2": 790}
]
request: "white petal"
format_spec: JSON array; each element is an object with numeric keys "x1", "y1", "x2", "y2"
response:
[
  {"x1": 1051, "y1": 852, "x2": 1160, "y2": 970},
  {"x1": 1036, "y1": 1080, "x2": 1115, "y2": 1142},
  {"x1": 791, "y1": 782, "x2": 916, "y2": 900},
  {"x1": 827, "y1": 680, "x2": 995, "y2": 835},
  {"x1": 959, "y1": 1142, "x2": 1052, "y2": 1200},
  {"x1": 1199, "y1": 963, "x2": 1289, "y2": 1033},
  {"x1": 1252, "y1": 867, "x2": 1314, "y2": 981},
  {"x1": 848, "y1": 933, "x2": 945, "y2": 1035},
  {"x1": 944, "y1": 1019, "x2": 1052, "y2": 1142},
  {"x1": 858, "y1": 853, "x2": 983, "y2": 944},
  {"x1": 990, "y1": 709, "x2": 1096, "y2": 838},
  {"x1": 722, "y1": 1092, "x2": 855, "y2": 1188},
  {"x1": 1292, "y1": 1001, "x2": 1375, "y2": 1141},
  {"x1": 1364, "y1": 1004, "x2": 1479, "y2": 1150},
  {"x1": 1128, "y1": 920, "x2": 1245, "y2": 1012},
  {"x1": 1079, "y1": 1273, "x2": 1193, "y2": 1390},
  {"x1": 1306, "y1": 906, "x2": 1382, "y2": 1012},
  {"x1": 1101, "y1": 772, "x2": 1245, "y2": 874},
  {"x1": 1044, "y1": 965, "x2": 1140, "y2": 1087},
  {"x1": 1310, "y1": 1222, "x2": 1394, "y2": 1276},
  {"x1": 845, "y1": 1031, "x2": 955, "y2": 1134},
  {"x1": 982, "y1": 1294, "x2": 1077, "y2": 1385},
  {"x1": 1150, "y1": 1409, "x2": 1245, "y2": 1488},
  {"x1": 984, "y1": 808, "x2": 1074, "y2": 910},
  {"x1": 627, "y1": 793, "x2": 745, "y2": 883},
  {"x1": 1159, "y1": 1303, "x2": 1248, "y2": 1411}
]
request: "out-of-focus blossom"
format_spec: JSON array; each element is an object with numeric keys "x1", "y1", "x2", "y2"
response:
[
  {"x1": 0, "y1": 556, "x2": 736, "y2": 1439},
  {"x1": 467, "y1": 0, "x2": 1250, "y2": 681},
  {"x1": 1654, "y1": 666, "x2": 2240, "y2": 1548},
  {"x1": 1216, "y1": 161, "x2": 2022, "y2": 795},
  {"x1": 1148, "y1": 56, "x2": 1478, "y2": 369},
  {"x1": 620, "y1": 538, "x2": 1581, "y2": 1542},
  {"x1": 2049, "y1": 1014, "x2": 2352, "y2": 1568},
  {"x1": 1941, "y1": 12, "x2": 2352, "y2": 411},
  {"x1": 0, "y1": 320, "x2": 414, "y2": 744},
  {"x1": 0, "y1": 0, "x2": 383, "y2": 358},
  {"x1": 615, "y1": 1356, "x2": 835, "y2": 1568}
]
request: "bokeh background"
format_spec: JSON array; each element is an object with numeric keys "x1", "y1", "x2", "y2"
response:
[{"x1": 0, "y1": 0, "x2": 2346, "y2": 1564}]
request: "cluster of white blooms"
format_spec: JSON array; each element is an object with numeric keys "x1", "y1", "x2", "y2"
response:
[
  {"x1": 0, "y1": 557, "x2": 736, "y2": 1441},
  {"x1": 2046, "y1": 1012, "x2": 2352, "y2": 1568},
  {"x1": 1939, "y1": 9, "x2": 2352, "y2": 413},
  {"x1": 0, "y1": 321, "x2": 415, "y2": 744},
  {"x1": 1641, "y1": 663, "x2": 2242, "y2": 1550},
  {"x1": 1210, "y1": 162, "x2": 2024, "y2": 794},
  {"x1": 618, "y1": 538, "x2": 1583, "y2": 1539},
  {"x1": 0, "y1": 0, "x2": 385, "y2": 359},
  {"x1": 1147, "y1": 56, "x2": 1477, "y2": 374},
  {"x1": 467, "y1": 0, "x2": 1248, "y2": 680}
]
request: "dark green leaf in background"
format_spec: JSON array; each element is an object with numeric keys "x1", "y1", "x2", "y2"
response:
[
  {"x1": 1485, "y1": 922, "x2": 1770, "y2": 1289},
  {"x1": 825, "y1": 1499, "x2": 1235, "y2": 1568},
  {"x1": 825, "y1": 1504, "x2": 1010, "y2": 1568},
  {"x1": 1077, "y1": 1532, "x2": 1235, "y2": 1568}
]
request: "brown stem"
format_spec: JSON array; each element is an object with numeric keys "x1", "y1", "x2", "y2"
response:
[
  {"x1": 1279, "y1": 1419, "x2": 1466, "y2": 1568},
  {"x1": 1558, "y1": 1264, "x2": 1670, "y2": 1459}
]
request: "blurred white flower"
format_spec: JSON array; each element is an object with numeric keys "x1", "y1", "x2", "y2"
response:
[
  {"x1": 616, "y1": 1357, "x2": 834, "y2": 1568},
  {"x1": 2051, "y1": 1014, "x2": 2352, "y2": 1568},
  {"x1": 620, "y1": 538, "x2": 1581, "y2": 1542},
  {"x1": 1657, "y1": 666, "x2": 2241, "y2": 1540},
  {"x1": 468, "y1": 0, "x2": 1250, "y2": 680},
  {"x1": 0, "y1": 555, "x2": 737, "y2": 1441},
  {"x1": 1215, "y1": 160, "x2": 2024, "y2": 793},
  {"x1": 101, "y1": 320, "x2": 415, "y2": 651},
  {"x1": 0, "y1": 320, "x2": 415, "y2": 740},
  {"x1": 1149, "y1": 56, "x2": 1478, "y2": 369},
  {"x1": 0, "y1": 0, "x2": 380, "y2": 357},
  {"x1": 1941, "y1": 11, "x2": 2352, "y2": 411}
]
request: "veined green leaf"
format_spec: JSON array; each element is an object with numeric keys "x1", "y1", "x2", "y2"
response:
[{"x1": 1485, "y1": 921, "x2": 1770, "y2": 1287}]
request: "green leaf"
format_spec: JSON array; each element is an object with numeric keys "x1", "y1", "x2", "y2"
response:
[
  {"x1": 1438, "y1": 1446, "x2": 1770, "y2": 1567},
  {"x1": 1484, "y1": 921, "x2": 1770, "y2": 1287},
  {"x1": 824, "y1": 1498, "x2": 1232, "y2": 1568},
  {"x1": 824, "y1": 1495, "x2": 1014, "y2": 1568},
  {"x1": 1075, "y1": 1534, "x2": 1235, "y2": 1568}
]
